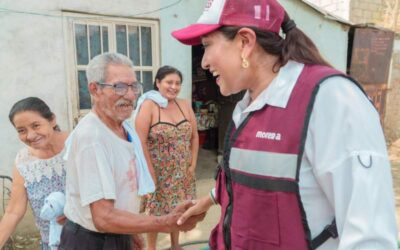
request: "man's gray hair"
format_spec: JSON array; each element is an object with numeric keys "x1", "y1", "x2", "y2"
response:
[{"x1": 86, "y1": 52, "x2": 134, "y2": 84}]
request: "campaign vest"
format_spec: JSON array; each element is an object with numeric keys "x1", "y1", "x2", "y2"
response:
[{"x1": 209, "y1": 65, "x2": 366, "y2": 250}]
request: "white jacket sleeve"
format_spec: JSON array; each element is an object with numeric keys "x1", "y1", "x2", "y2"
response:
[{"x1": 306, "y1": 76, "x2": 398, "y2": 250}]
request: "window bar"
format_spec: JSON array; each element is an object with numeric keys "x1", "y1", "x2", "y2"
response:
[
  {"x1": 139, "y1": 25, "x2": 143, "y2": 80},
  {"x1": 151, "y1": 26, "x2": 157, "y2": 83},
  {"x1": 73, "y1": 22, "x2": 81, "y2": 110},
  {"x1": 126, "y1": 25, "x2": 130, "y2": 58},
  {"x1": 73, "y1": 22, "x2": 77, "y2": 66},
  {"x1": 100, "y1": 25, "x2": 104, "y2": 53},
  {"x1": 86, "y1": 24, "x2": 91, "y2": 61}
]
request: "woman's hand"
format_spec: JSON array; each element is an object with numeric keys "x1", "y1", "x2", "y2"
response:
[
  {"x1": 150, "y1": 170, "x2": 157, "y2": 185},
  {"x1": 187, "y1": 166, "x2": 196, "y2": 178},
  {"x1": 177, "y1": 195, "x2": 213, "y2": 226},
  {"x1": 0, "y1": 167, "x2": 28, "y2": 248}
]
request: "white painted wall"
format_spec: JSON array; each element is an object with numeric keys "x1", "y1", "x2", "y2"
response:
[
  {"x1": 160, "y1": 0, "x2": 207, "y2": 100},
  {"x1": 0, "y1": 0, "x2": 349, "y2": 176},
  {"x1": 0, "y1": 0, "x2": 161, "y2": 176},
  {"x1": 163, "y1": 0, "x2": 350, "y2": 87},
  {"x1": 281, "y1": 0, "x2": 350, "y2": 71},
  {"x1": 1, "y1": 3, "x2": 68, "y2": 176}
]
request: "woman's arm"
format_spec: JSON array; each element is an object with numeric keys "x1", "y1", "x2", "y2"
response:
[
  {"x1": 308, "y1": 77, "x2": 397, "y2": 249},
  {"x1": 135, "y1": 100, "x2": 157, "y2": 183},
  {"x1": 0, "y1": 166, "x2": 28, "y2": 248},
  {"x1": 177, "y1": 194, "x2": 213, "y2": 226},
  {"x1": 185, "y1": 100, "x2": 199, "y2": 176}
]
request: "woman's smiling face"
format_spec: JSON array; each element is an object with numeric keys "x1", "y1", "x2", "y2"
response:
[
  {"x1": 156, "y1": 73, "x2": 182, "y2": 101},
  {"x1": 12, "y1": 111, "x2": 56, "y2": 149},
  {"x1": 201, "y1": 31, "x2": 247, "y2": 96}
]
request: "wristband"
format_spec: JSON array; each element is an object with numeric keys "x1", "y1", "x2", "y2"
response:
[{"x1": 209, "y1": 188, "x2": 217, "y2": 205}]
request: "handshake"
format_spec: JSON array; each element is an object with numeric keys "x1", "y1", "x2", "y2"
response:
[{"x1": 161, "y1": 195, "x2": 214, "y2": 233}]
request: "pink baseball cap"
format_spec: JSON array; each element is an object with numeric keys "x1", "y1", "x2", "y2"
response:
[{"x1": 172, "y1": 0, "x2": 286, "y2": 45}]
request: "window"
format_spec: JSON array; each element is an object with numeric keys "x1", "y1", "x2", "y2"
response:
[{"x1": 64, "y1": 13, "x2": 160, "y2": 122}]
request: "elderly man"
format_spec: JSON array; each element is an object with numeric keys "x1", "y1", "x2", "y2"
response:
[{"x1": 60, "y1": 52, "x2": 200, "y2": 250}]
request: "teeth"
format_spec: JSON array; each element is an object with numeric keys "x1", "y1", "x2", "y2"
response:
[{"x1": 212, "y1": 71, "x2": 219, "y2": 77}]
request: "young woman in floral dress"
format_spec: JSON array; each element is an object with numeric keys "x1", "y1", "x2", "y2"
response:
[{"x1": 136, "y1": 66, "x2": 199, "y2": 250}]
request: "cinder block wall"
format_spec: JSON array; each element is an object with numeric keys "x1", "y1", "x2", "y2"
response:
[
  {"x1": 350, "y1": 0, "x2": 384, "y2": 24},
  {"x1": 350, "y1": 0, "x2": 400, "y2": 32}
]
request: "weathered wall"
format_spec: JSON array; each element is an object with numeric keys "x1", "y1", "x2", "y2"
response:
[
  {"x1": 350, "y1": 0, "x2": 400, "y2": 32},
  {"x1": 306, "y1": 0, "x2": 351, "y2": 20},
  {"x1": 350, "y1": 0, "x2": 384, "y2": 24},
  {"x1": 282, "y1": 0, "x2": 350, "y2": 71},
  {"x1": 348, "y1": 0, "x2": 400, "y2": 141},
  {"x1": 160, "y1": 0, "x2": 206, "y2": 100},
  {"x1": 385, "y1": 37, "x2": 400, "y2": 142},
  {"x1": 308, "y1": 0, "x2": 400, "y2": 32},
  {"x1": 0, "y1": 0, "x2": 161, "y2": 176},
  {"x1": 308, "y1": 0, "x2": 400, "y2": 141},
  {"x1": 0, "y1": 0, "x2": 351, "y2": 176}
]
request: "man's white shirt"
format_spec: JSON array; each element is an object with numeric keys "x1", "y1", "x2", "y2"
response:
[{"x1": 64, "y1": 112, "x2": 140, "y2": 232}]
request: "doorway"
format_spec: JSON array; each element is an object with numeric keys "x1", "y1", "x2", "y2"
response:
[{"x1": 191, "y1": 45, "x2": 244, "y2": 165}]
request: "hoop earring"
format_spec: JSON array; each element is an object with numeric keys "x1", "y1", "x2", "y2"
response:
[{"x1": 241, "y1": 57, "x2": 249, "y2": 68}]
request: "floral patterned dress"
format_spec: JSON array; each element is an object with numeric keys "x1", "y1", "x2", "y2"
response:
[
  {"x1": 143, "y1": 101, "x2": 196, "y2": 216},
  {"x1": 15, "y1": 147, "x2": 66, "y2": 250}
]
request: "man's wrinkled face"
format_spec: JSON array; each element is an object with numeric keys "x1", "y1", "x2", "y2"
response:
[{"x1": 96, "y1": 64, "x2": 138, "y2": 123}]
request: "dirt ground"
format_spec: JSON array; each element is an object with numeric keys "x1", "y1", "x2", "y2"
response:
[
  {"x1": 3, "y1": 141, "x2": 400, "y2": 249},
  {"x1": 389, "y1": 139, "x2": 400, "y2": 235}
]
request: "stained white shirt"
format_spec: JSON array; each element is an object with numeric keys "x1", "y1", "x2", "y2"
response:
[
  {"x1": 232, "y1": 61, "x2": 398, "y2": 249},
  {"x1": 64, "y1": 112, "x2": 140, "y2": 232}
]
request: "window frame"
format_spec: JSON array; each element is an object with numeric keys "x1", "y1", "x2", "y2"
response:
[{"x1": 63, "y1": 12, "x2": 160, "y2": 127}]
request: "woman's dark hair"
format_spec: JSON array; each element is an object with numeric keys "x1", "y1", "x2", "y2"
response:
[
  {"x1": 9, "y1": 97, "x2": 60, "y2": 131},
  {"x1": 153, "y1": 65, "x2": 183, "y2": 90},
  {"x1": 218, "y1": 12, "x2": 331, "y2": 72}
]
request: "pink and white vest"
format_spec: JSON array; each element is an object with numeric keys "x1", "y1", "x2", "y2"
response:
[{"x1": 210, "y1": 65, "x2": 365, "y2": 250}]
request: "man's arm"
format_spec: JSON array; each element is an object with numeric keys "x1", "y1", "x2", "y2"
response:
[
  {"x1": 90, "y1": 199, "x2": 197, "y2": 234},
  {"x1": 177, "y1": 195, "x2": 214, "y2": 226}
]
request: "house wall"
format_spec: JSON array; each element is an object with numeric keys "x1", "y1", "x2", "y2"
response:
[
  {"x1": 281, "y1": 0, "x2": 350, "y2": 71},
  {"x1": 347, "y1": 0, "x2": 400, "y2": 141},
  {"x1": 350, "y1": 0, "x2": 400, "y2": 32},
  {"x1": 160, "y1": 0, "x2": 207, "y2": 100},
  {"x1": 1, "y1": 2, "x2": 69, "y2": 176},
  {"x1": 0, "y1": 0, "x2": 161, "y2": 176},
  {"x1": 350, "y1": 0, "x2": 384, "y2": 25},
  {"x1": 159, "y1": 0, "x2": 350, "y2": 100},
  {"x1": 0, "y1": 0, "x2": 349, "y2": 175},
  {"x1": 308, "y1": 0, "x2": 400, "y2": 32},
  {"x1": 165, "y1": 0, "x2": 351, "y2": 91},
  {"x1": 306, "y1": 0, "x2": 351, "y2": 20},
  {"x1": 385, "y1": 38, "x2": 400, "y2": 142}
]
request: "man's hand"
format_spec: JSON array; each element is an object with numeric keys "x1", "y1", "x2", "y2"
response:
[
  {"x1": 56, "y1": 215, "x2": 67, "y2": 225},
  {"x1": 168, "y1": 200, "x2": 205, "y2": 232},
  {"x1": 160, "y1": 200, "x2": 196, "y2": 233},
  {"x1": 178, "y1": 210, "x2": 206, "y2": 232},
  {"x1": 177, "y1": 196, "x2": 213, "y2": 227}
]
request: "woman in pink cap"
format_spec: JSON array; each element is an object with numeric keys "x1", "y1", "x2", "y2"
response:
[{"x1": 172, "y1": 0, "x2": 398, "y2": 249}]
